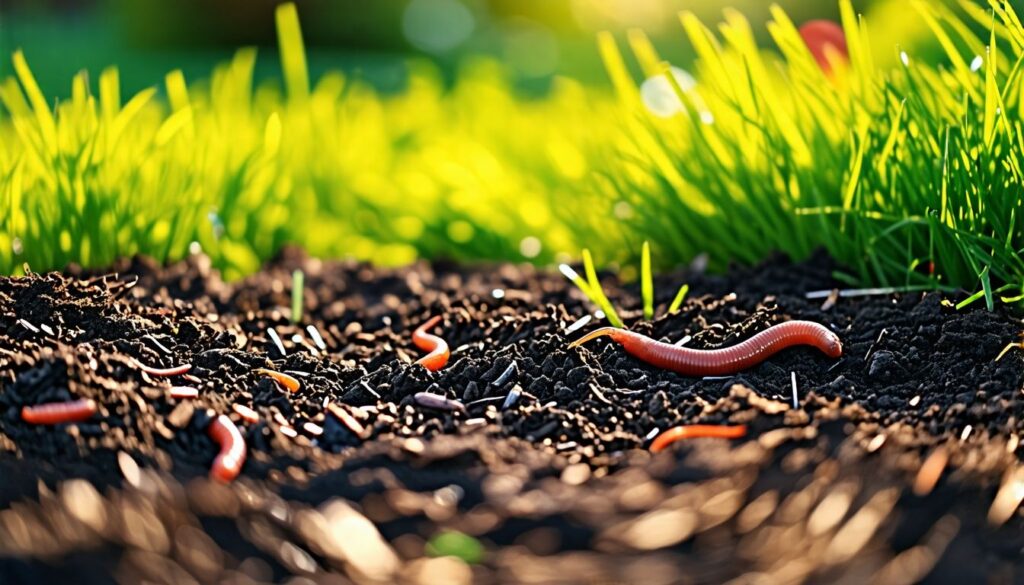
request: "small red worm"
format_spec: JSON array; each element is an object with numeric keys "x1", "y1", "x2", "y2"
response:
[
  {"x1": 134, "y1": 359, "x2": 192, "y2": 377},
  {"x1": 169, "y1": 386, "x2": 199, "y2": 399},
  {"x1": 412, "y1": 315, "x2": 450, "y2": 371},
  {"x1": 570, "y1": 321, "x2": 842, "y2": 376},
  {"x1": 21, "y1": 398, "x2": 97, "y2": 425},
  {"x1": 255, "y1": 368, "x2": 300, "y2": 392},
  {"x1": 208, "y1": 415, "x2": 246, "y2": 483},
  {"x1": 650, "y1": 425, "x2": 747, "y2": 453}
]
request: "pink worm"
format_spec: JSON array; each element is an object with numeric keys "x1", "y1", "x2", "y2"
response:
[
  {"x1": 208, "y1": 415, "x2": 246, "y2": 482},
  {"x1": 21, "y1": 399, "x2": 97, "y2": 425},
  {"x1": 134, "y1": 359, "x2": 192, "y2": 377},
  {"x1": 570, "y1": 321, "x2": 842, "y2": 376}
]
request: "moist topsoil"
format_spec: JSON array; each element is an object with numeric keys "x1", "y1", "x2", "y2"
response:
[{"x1": 0, "y1": 248, "x2": 1022, "y2": 585}]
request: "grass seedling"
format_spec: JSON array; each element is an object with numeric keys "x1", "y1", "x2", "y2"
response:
[
  {"x1": 668, "y1": 284, "x2": 690, "y2": 314},
  {"x1": 291, "y1": 269, "x2": 304, "y2": 324},
  {"x1": 561, "y1": 244, "x2": 688, "y2": 328},
  {"x1": 641, "y1": 241, "x2": 654, "y2": 320},
  {"x1": 559, "y1": 254, "x2": 624, "y2": 328},
  {"x1": 582, "y1": 249, "x2": 625, "y2": 328}
]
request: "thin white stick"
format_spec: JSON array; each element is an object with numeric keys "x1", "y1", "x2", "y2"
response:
[
  {"x1": 791, "y1": 371, "x2": 799, "y2": 409},
  {"x1": 267, "y1": 327, "x2": 287, "y2": 357}
]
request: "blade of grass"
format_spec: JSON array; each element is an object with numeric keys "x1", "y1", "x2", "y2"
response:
[
  {"x1": 291, "y1": 269, "x2": 304, "y2": 323},
  {"x1": 667, "y1": 284, "x2": 690, "y2": 314},
  {"x1": 581, "y1": 249, "x2": 624, "y2": 328},
  {"x1": 641, "y1": 241, "x2": 654, "y2": 320}
]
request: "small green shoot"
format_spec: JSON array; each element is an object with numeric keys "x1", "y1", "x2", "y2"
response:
[
  {"x1": 425, "y1": 530, "x2": 485, "y2": 564},
  {"x1": 291, "y1": 269, "x2": 304, "y2": 323},
  {"x1": 668, "y1": 284, "x2": 690, "y2": 314},
  {"x1": 641, "y1": 241, "x2": 654, "y2": 320},
  {"x1": 560, "y1": 254, "x2": 623, "y2": 328},
  {"x1": 561, "y1": 245, "x2": 689, "y2": 327},
  {"x1": 580, "y1": 249, "x2": 625, "y2": 327},
  {"x1": 558, "y1": 263, "x2": 595, "y2": 299}
]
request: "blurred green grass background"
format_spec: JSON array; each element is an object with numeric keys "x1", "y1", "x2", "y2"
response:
[
  {"x1": 3, "y1": 0, "x2": 885, "y2": 98},
  {"x1": 2, "y1": 0, "x2": 1023, "y2": 308}
]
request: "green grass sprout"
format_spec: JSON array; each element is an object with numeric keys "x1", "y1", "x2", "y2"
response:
[
  {"x1": 563, "y1": 244, "x2": 690, "y2": 326},
  {"x1": 425, "y1": 530, "x2": 485, "y2": 564},
  {"x1": 668, "y1": 284, "x2": 690, "y2": 314},
  {"x1": 581, "y1": 249, "x2": 625, "y2": 328},
  {"x1": 641, "y1": 241, "x2": 654, "y2": 320},
  {"x1": 291, "y1": 269, "x2": 305, "y2": 323}
]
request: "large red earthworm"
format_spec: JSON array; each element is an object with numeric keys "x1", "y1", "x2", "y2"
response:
[
  {"x1": 255, "y1": 368, "x2": 300, "y2": 392},
  {"x1": 650, "y1": 424, "x2": 747, "y2": 453},
  {"x1": 570, "y1": 321, "x2": 842, "y2": 376},
  {"x1": 412, "y1": 315, "x2": 450, "y2": 371},
  {"x1": 208, "y1": 415, "x2": 246, "y2": 483},
  {"x1": 133, "y1": 359, "x2": 192, "y2": 377},
  {"x1": 21, "y1": 399, "x2": 97, "y2": 425}
]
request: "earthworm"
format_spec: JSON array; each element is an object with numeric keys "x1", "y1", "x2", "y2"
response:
[
  {"x1": 21, "y1": 399, "x2": 97, "y2": 425},
  {"x1": 569, "y1": 321, "x2": 842, "y2": 376},
  {"x1": 256, "y1": 368, "x2": 300, "y2": 392},
  {"x1": 169, "y1": 386, "x2": 199, "y2": 399},
  {"x1": 134, "y1": 359, "x2": 192, "y2": 377},
  {"x1": 412, "y1": 315, "x2": 450, "y2": 371},
  {"x1": 208, "y1": 415, "x2": 246, "y2": 482},
  {"x1": 649, "y1": 424, "x2": 747, "y2": 453}
]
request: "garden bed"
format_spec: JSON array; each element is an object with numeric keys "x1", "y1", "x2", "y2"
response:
[{"x1": 0, "y1": 248, "x2": 1022, "y2": 584}]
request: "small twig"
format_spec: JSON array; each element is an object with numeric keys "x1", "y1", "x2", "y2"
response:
[
  {"x1": 17, "y1": 319, "x2": 39, "y2": 334},
  {"x1": 790, "y1": 371, "x2": 799, "y2": 409},
  {"x1": 805, "y1": 285, "x2": 945, "y2": 299},
  {"x1": 995, "y1": 338, "x2": 1024, "y2": 361},
  {"x1": 465, "y1": 396, "x2": 504, "y2": 407},
  {"x1": 588, "y1": 383, "x2": 614, "y2": 406},
  {"x1": 306, "y1": 325, "x2": 327, "y2": 350},
  {"x1": 865, "y1": 328, "x2": 888, "y2": 363},
  {"x1": 492, "y1": 361, "x2": 518, "y2": 387},
  {"x1": 360, "y1": 381, "x2": 381, "y2": 399},
  {"x1": 565, "y1": 314, "x2": 592, "y2": 335},
  {"x1": 266, "y1": 328, "x2": 287, "y2": 357},
  {"x1": 144, "y1": 334, "x2": 172, "y2": 355}
]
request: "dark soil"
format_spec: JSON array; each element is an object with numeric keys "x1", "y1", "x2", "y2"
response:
[{"x1": 0, "y1": 247, "x2": 1023, "y2": 584}]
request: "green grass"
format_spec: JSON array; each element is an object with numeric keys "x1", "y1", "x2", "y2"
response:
[
  {"x1": 599, "y1": 0, "x2": 1024, "y2": 306},
  {"x1": 2, "y1": 1, "x2": 1023, "y2": 308},
  {"x1": 561, "y1": 244, "x2": 688, "y2": 327},
  {"x1": 0, "y1": 4, "x2": 620, "y2": 280}
]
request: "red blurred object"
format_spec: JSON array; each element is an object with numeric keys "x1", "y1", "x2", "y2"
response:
[{"x1": 798, "y1": 20, "x2": 848, "y2": 75}]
